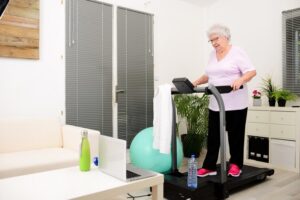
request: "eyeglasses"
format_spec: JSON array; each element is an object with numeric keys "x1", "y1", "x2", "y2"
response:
[{"x1": 208, "y1": 37, "x2": 219, "y2": 44}]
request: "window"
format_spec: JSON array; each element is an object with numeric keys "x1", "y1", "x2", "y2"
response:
[
  {"x1": 282, "y1": 8, "x2": 300, "y2": 95},
  {"x1": 65, "y1": 0, "x2": 113, "y2": 135},
  {"x1": 117, "y1": 7, "x2": 154, "y2": 145}
]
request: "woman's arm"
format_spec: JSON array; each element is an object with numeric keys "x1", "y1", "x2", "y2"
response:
[
  {"x1": 231, "y1": 70, "x2": 256, "y2": 90},
  {"x1": 193, "y1": 75, "x2": 209, "y2": 86}
]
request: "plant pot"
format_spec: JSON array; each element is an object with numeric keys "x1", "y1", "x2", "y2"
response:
[
  {"x1": 181, "y1": 133, "x2": 202, "y2": 158},
  {"x1": 277, "y1": 98, "x2": 286, "y2": 107},
  {"x1": 253, "y1": 98, "x2": 262, "y2": 106},
  {"x1": 268, "y1": 97, "x2": 276, "y2": 107}
]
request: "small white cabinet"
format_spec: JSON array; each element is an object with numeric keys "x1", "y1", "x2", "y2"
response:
[
  {"x1": 270, "y1": 139, "x2": 296, "y2": 169},
  {"x1": 245, "y1": 107, "x2": 300, "y2": 173}
]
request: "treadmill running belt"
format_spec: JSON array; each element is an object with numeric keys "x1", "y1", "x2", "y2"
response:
[{"x1": 126, "y1": 170, "x2": 140, "y2": 178}]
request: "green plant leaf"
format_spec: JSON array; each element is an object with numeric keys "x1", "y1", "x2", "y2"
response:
[
  {"x1": 174, "y1": 94, "x2": 209, "y2": 137},
  {"x1": 272, "y1": 89, "x2": 297, "y2": 101},
  {"x1": 261, "y1": 76, "x2": 277, "y2": 98}
]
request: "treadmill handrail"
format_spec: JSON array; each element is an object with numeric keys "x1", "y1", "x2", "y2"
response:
[
  {"x1": 171, "y1": 85, "x2": 239, "y2": 95},
  {"x1": 170, "y1": 84, "x2": 227, "y2": 184},
  {"x1": 207, "y1": 84, "x2": 227, "y2": 184}
]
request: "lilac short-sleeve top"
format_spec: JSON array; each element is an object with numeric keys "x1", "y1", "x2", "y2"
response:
[{"x1": 205, "y1": 46, "x2": 256, "y2": 111}]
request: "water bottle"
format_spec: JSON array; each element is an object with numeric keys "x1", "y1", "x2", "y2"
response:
[
  {"x1": 187, "y1": 154, "x2": 198, "y2": 188},
  {"x1": 79, "y1": 130, "x2": 91, "y2": 171}
]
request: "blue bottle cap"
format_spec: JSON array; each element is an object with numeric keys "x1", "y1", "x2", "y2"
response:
[{"x1": 93, "y1": 156, "x2": 99, "y2": 166}]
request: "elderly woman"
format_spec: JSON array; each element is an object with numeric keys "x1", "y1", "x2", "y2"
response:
[{"x1": 193, "y1": 24, "x2": 256, "y2": 177}]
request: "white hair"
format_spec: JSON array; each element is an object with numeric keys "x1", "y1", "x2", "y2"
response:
[{"x1": 207, "y1": 24, "x2": 231, "y2": 41}]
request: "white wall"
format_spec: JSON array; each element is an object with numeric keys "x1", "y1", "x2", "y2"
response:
[
  {"x1": 152, "y1": 1, "x2": 205, "y2": 86},
  {"x1": 202, "y1": 0, "x2": 299, "y2": 104},
  {"x1": 0, "y1": 0, "x2": 65, "y2": 119}
]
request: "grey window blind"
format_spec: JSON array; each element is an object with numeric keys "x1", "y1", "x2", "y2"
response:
[
  {"x1": 117, "y1": 7, "x2": 154, "y2": 145},
  {"x1": 66, "y1": 0, "x2": 113, "y2": 136},
  {"x1": 283, "y1": 8, "x2": 300, "y2": 95}
]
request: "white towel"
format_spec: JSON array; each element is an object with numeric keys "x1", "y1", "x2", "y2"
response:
[{"x1": 153, "y1": 84, "x2": 173, "y2": 154}]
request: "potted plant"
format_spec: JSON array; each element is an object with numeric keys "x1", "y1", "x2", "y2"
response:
[
  {"x1": 272, "y1": 89, "x2": 297, "y2": 107},
  {"x1": 252, "y1": 89, "x2": 262, "y2": 106},
  {"x1": 174, "y1": 94, "x2": 209, "y2": 158},
  {"x1": 261, "y1": 76, "x2": 277, "y2": 106}
]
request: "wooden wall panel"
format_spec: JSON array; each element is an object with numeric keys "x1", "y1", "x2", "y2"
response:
[{"x1": 0, "y1": 0, "x2": 39, "y2": 59}]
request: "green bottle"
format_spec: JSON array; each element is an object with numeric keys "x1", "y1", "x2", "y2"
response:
[{"x1": 80, "y1": 130, "x2": 91, "y2": 171}]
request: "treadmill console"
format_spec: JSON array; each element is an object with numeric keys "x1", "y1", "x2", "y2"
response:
[
  {"x1": 172, "y1": 77, "x2": 244, "y2": 94},
  {"x1": 172, "y1": 77, "x2": 195, "y2": 93}
]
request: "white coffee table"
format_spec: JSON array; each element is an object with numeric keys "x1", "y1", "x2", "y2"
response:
[{"x1": 0, "y1": 166, "x2": 164, "y2": 200}]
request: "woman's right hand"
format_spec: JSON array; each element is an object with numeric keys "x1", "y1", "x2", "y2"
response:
[
  {"x1": 193, "y1": 75, "x2": 208, "y2": 87},
  {"x1": 192, "y1": 81, "x2": 198, "y2": 87}
]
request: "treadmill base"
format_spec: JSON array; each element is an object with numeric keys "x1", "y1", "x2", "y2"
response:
[{"x1": 164, "y1": 164, "x2": 274, "y2": 200}]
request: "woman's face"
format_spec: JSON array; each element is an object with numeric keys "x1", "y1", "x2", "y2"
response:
[{"x1": 208, "y1": 33, "x2": 229, "y2": 52}]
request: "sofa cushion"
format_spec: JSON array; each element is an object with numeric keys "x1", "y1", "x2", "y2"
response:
[
  {"x1": 0, "y1": 148, "x2": 78, "y2": 179},
  {"x1": 0, "y1": 118, "x2": 62, "y2": 153}
]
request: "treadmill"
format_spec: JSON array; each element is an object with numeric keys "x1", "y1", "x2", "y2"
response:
[{"x1": 164, "y1": 78, "x2": 274, "y2": 200}]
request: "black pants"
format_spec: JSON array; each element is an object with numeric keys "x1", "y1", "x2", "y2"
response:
[{"x1": 202, "y1": 108, "x2": 248, "y2": 170}]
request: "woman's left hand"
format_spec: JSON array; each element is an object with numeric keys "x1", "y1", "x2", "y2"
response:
[
  {"x1": 231, "y1": 70, "x2": 256, "y2": 91},
  {"x1": 231, "y1": 78, "x2": 244, "y2": 91}
]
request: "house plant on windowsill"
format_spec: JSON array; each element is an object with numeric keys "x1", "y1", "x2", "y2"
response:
[
  {"x1": 272, "y1": 89, "x2": 297, "y2": 107},
  {"x1": 252, "y1": 90, "x2": 262, "y2": 106},
  {"x1": 261, "y1": 76, "x2": 277, "y2": 106},
  {"x1": 174, "y1": 94, "x2": 209, "y2": 158}
]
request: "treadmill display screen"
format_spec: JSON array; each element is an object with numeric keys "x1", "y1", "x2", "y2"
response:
[{"x1": 172, "y1": 77, "x2": 194, "y2": 93}]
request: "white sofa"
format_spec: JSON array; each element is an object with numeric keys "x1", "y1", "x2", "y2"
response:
[{"x1": 0, "y1": 118, "x2": 100, "y2": 179}]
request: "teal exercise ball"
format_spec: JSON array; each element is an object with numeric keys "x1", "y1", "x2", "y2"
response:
[{"x1": 130, "y1": 127, "x2": 183, "y2": 174}]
